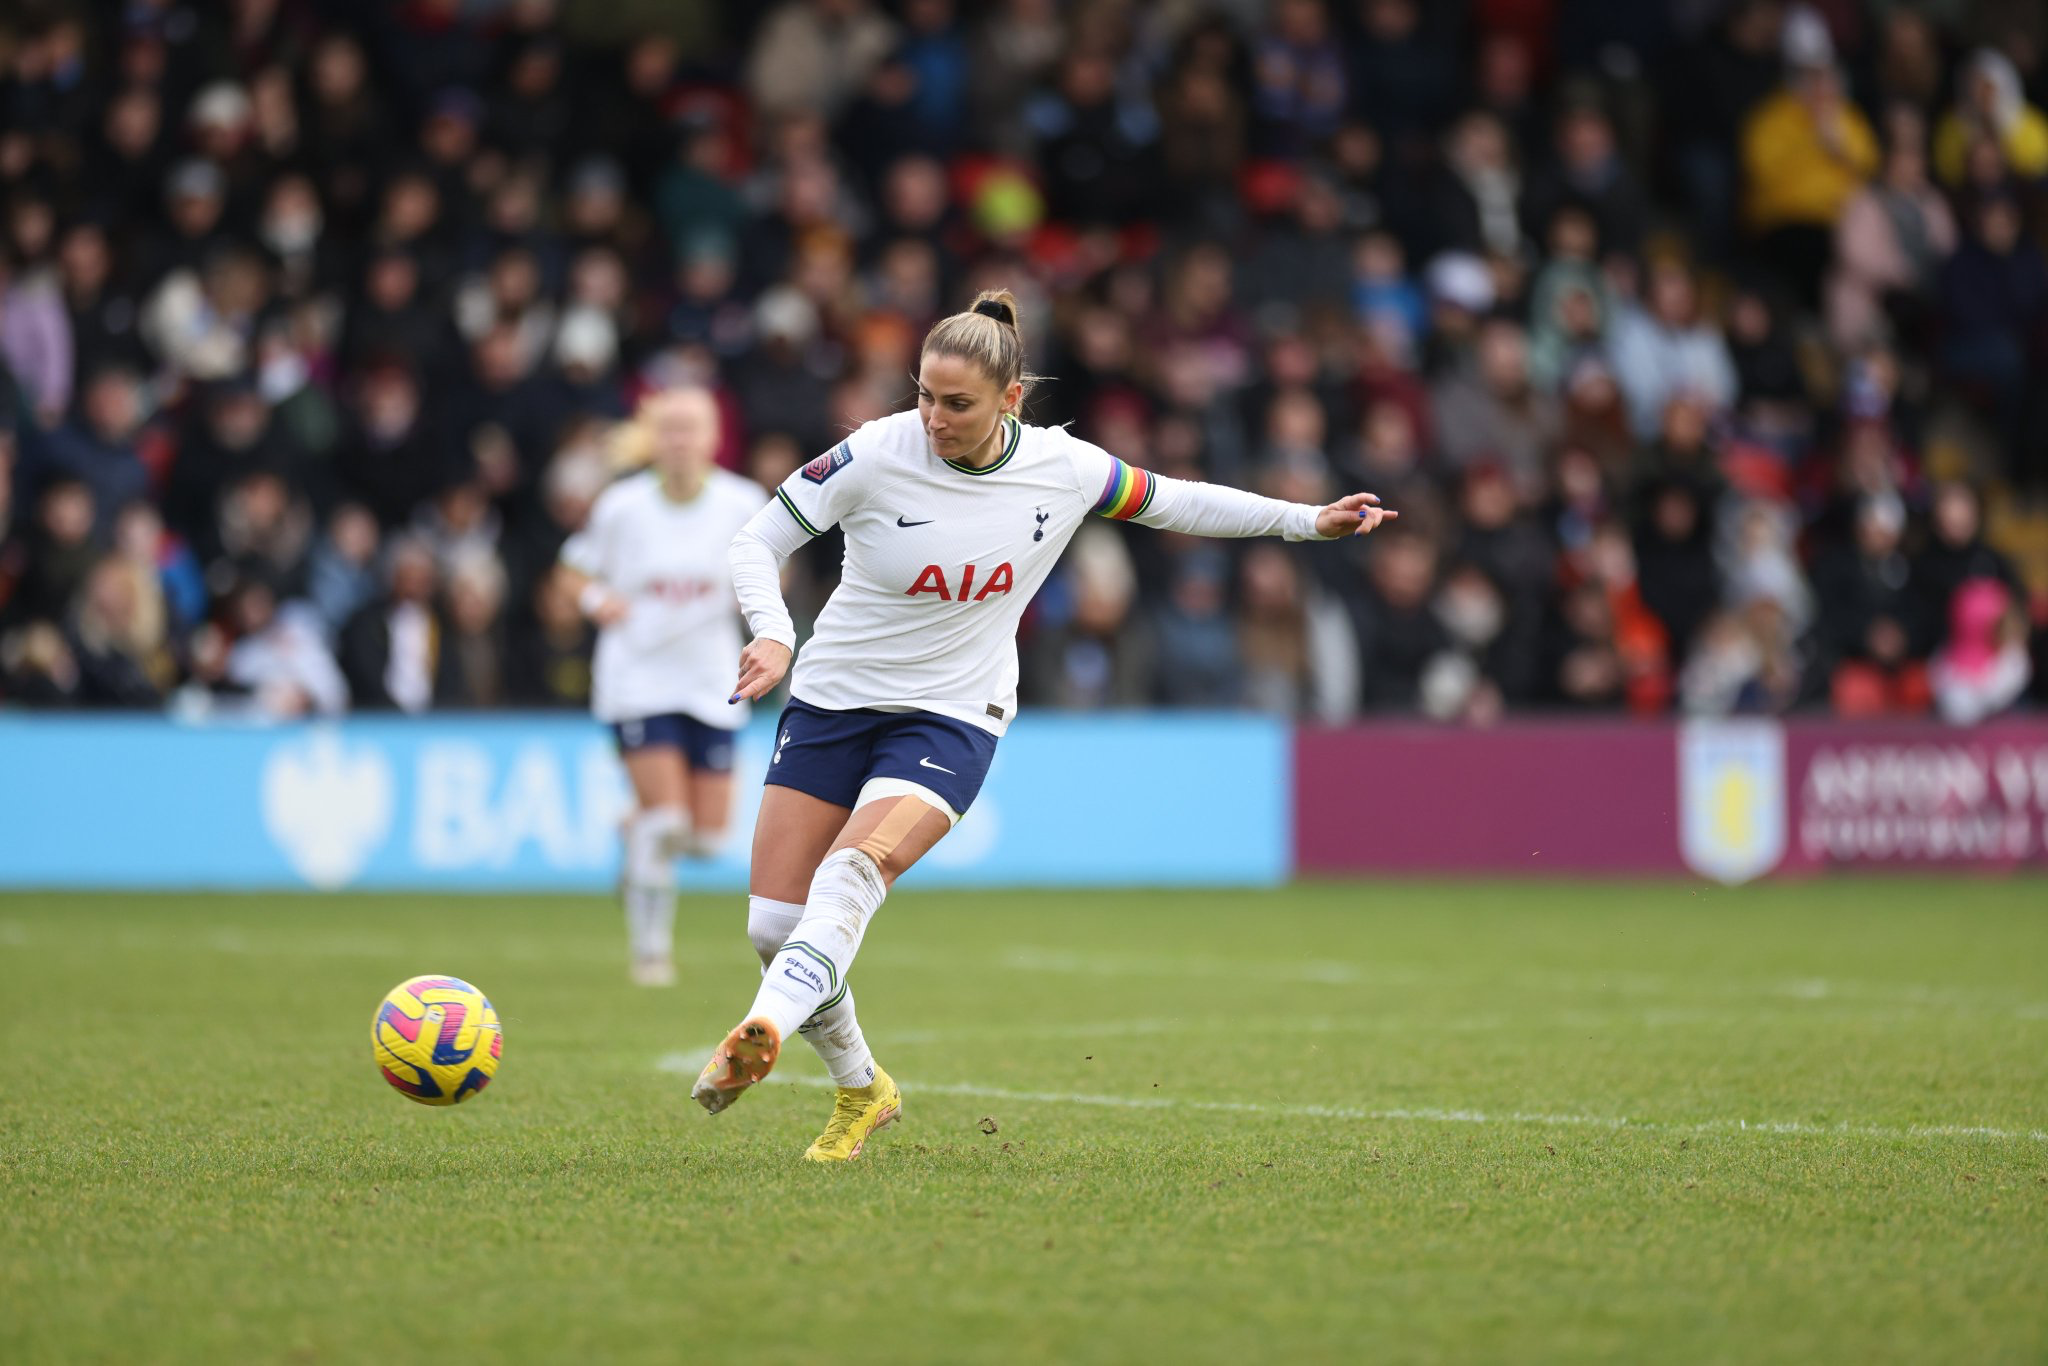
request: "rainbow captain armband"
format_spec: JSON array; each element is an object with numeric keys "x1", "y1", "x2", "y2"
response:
[{"x1": 1092, "y1": 457, "x2": 1156, "y2": 521}]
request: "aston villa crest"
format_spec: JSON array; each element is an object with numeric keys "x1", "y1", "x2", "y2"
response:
[{"x1": 1678, "y1": 721, "x2": 1787, "y2": 885}]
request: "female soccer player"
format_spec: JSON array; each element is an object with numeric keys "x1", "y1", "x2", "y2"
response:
[
  {"x1": 697, "y1": 291, "x2": 1395, "y2": 1159},
  {"x1": 558, "y1": 388, "x2": 764, "y2": 986}
]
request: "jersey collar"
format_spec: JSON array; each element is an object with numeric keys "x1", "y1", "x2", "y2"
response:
[{"x1": 942, "y1": 413, "x2": 1020, "y2": 476}]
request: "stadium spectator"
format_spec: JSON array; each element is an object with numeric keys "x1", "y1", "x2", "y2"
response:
[
  {"x1": 1739, "y1": 14, "x2": 1878, "y2": 303},
  {"x1": 439, "y1": 546, "x2": 508, "y2": 709},
  {"x1": 334, "y1": 360, "x2": 460, "y2": 528},
  {"x1": 57, "y1": 222, "x2": 146, "y2": 381},
  {"x1": 20, "y1": 365, "x2": 149, "y2": 534},
  {"x1": 1252, "y1": 0, "x2": 1346, "y2": 157},
  {"x1": 1429, "y1": 317, "x2": 1559, "y2": 499},
  {"x1": 304, "y1": 502, "x2": 380, "y2": 639},
  {"x1": 1526, "y1": 249, "x2": 1610, "y2": 395},
  {"x1": 113, "y1": 501, "x2": 202, "y2": 638},
  {"x1": 67, "y1": 553, "x2": 168, "y2": 708},
  {"x1": 1932, "y1": 49, "x2": 2048, "y2": 189},
  {"x1": 1544, "y1": 579, "x2": 1627, "y2": 711},
  {"x1": 1024, "y1": 522, "x2": 1150, "y2": 711},
  {"x1": 217, "y1": 574, "x2": 348, "y2": 719},
  {"x1": 0, "y1": 248, "x2": 72, "y2": 427},
  {"x1": 1916, "y1": 482, "x2": 2022, "y2": 631},
  {"x1": 1451, "y1": 463, "x2": 1550, "y2": 699},
  {"x1": 1150, "y1": 548, "x2": 1241, "y2": 708},
  {"x1": 1680, "y1": 599, "x2": 1802, "y2": 716},
  {"x1": 214, "y1": 468, "x2": 313, "y2": 597},
  {"x1": 1236, "y1": 541, "x2": 1358, "y2": 720},
  {"x1": 1423, "y1": 109, "x2": 1524, "y2": 261},
  {"x1": 1426, "y1": 561, "x2": 1511, "y2": 723},
  {"x1": 4, "y1": 477, "x2": 97, "y2": 631},
  {"x1": 1826, "y1": 105, "x2": 1957, "y2": 352},
  {"x1": 1936, "y1": 192, "x2": 2048, "y2": 480},
  {"x1": 746, "y1": 0, "x2": 898, "y2": 124},
  {"x1": 1635, "y1": 480, "x2": 1720, "y2": 666},
  {"x1": 507, "y1": 569, "x2": 592, "y2": 709},
  {"x1": 1353, "y1": 531, "x2": 1445, "y2": 711},
  {"x1": 1520, "y1": 100, "x2": 1648, "y2": 258},
  {"x1": 1928, "y1": 577, "x2": 2032, "y2": 725},
  {"x1": 339, "y1": 535, "x2": 450, "y2": 713},
  {"x1": 1346, "y1": 0, "x2": 1458, "y2": 160},
  {"x1": 1815, "y1": 492, "x2": 1930, "y2": 715},
  {"x1": 165, "y1": 378, "x2": 313, "y2": 553},
  {"x1": 1609, "y1": 259, "x2": 1738, "y2": 440}
]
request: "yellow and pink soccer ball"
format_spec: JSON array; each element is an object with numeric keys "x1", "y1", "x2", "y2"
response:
[{"x1": 373, "y1": 975, "x2": 502, "y2": 1106}]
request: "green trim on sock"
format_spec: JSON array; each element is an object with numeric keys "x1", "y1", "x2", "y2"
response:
[{"x1": 778, "y1": 940, "x2": 839, "y2": 992}]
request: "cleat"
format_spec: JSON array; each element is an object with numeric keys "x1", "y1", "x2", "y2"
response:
[
  {"x1": 803, "y1": 1066, "x2": 902, "y2": 1162},
  {"x1": 690, "y1": 1016, "x2": 782, "y2": 1115},
  {"x1": 630, "y1": 956, "x2": 676, "y2": 988}
]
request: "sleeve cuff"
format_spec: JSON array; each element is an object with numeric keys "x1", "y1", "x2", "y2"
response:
[{"x1": 1287, "y1": 503, "x2": 1328, "y2": 542}]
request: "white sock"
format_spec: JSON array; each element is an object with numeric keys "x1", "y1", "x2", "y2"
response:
[
  {"x1": 747, "y1": 894, "x2": 877, "y2": 1088},
  {"x1": 749, "y1": 848, "x2": 887, "y2": 1042},
  {"x1": 624, "y1": 806, "x2": 684, "y2": 960}
]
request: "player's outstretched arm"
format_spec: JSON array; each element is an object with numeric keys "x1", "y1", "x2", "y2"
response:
[{"x1": 1093, "y1": 450, "x2": 1396, "y2": 542}]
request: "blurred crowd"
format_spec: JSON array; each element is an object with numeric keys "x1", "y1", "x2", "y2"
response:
[{"x1": 1, "y1": 0, "x2": 2045, "y2": 724}]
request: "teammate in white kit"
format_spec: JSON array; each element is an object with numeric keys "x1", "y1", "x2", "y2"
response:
[
  {"x1": 694, "y1": 291, "x2": 1396, "y2": 1160},
  {"x1": 558, "y1": 388, "x2": 763, "y2": 985}
]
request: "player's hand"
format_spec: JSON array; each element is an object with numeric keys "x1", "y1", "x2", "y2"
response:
[
  {"x1": 730, "y1": 639, "x2": 793, "y2": 704},
  {"x1": 1316, "y1": 492, "x2": 1398, "y2": 539},
  {"x1": 586, "y1": 593, "x2": 629, "y2": 627}
]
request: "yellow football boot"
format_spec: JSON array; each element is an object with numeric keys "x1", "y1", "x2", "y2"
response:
[
  {"x1": 802, "y1": 1066, "x2": 902, "y2": 1162},
  {"x1": 691, "y1": 1017, "x2": 782, "y2": 1115}
]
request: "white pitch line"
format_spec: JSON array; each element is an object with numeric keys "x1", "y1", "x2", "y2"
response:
[
  {"x1": 867, "y1": 1002, "x2": 2021, "y2": 1047},
  {"x1": 865, "y1": 946, "x2": 2048, "y2": 1020},
  {"x1": 651, "y1": 1054, "x2": 2046, "y2": 1145}
]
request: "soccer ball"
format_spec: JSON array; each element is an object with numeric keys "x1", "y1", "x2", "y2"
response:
[{"x1": 373, "y1": 975, "x2": 502, "y2": 1106}]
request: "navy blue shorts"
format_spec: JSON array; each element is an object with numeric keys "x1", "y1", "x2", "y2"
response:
[
  {"x1": 611, "y1": 713, "x2": 737, "y2": 773},
  {"x1": 763, "y1": 698, "x2": 999, "y2": 816}
]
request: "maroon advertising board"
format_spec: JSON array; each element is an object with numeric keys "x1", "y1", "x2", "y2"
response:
[
  {"x1": 1294, "y1": 720, "x2": 2048, "y2": 882},
  {"x1": 1781, "y1": 721, "x2": 2048, "y2": 875}
]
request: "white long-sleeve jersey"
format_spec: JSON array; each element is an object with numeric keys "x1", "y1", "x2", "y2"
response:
[
  {"x1": 730, "y1": 409, "x2": 1334, "y2": 736},
  {"x1": 561, "y1": 467, "x2": 765, "y2": 726}
]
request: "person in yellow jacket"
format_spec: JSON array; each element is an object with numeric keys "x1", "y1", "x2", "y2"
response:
[
  {"x1": 1741, "y1": 56, "x2": 1878, "y2": 304},
  {"x1": 1933, "y1": 49, "x2": 2048, "y2": 187},
  {"x1": 1742, "y1": 61, "x2": 1879, "y2": 234}
]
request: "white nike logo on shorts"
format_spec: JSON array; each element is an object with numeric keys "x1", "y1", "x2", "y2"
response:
[{"x1": 918, "y1": 757, "x2": 957, "y2": 774}]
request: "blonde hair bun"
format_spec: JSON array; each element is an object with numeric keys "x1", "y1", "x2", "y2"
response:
[{"x1": 922, "y1": 289, "x2": 1032, "y2": 398}]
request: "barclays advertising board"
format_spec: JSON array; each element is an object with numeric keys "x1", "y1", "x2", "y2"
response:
[{"x1": 0, "y1": 713, "x2": 1289, "y2": 891}]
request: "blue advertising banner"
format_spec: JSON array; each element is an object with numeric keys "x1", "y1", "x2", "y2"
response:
[{"x1": 0, "y1": 713, "x2": 1289, "y2": 890}]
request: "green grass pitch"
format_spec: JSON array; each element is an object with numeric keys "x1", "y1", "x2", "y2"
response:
[{"x1": 2, "y1": 881, "x2": 2044, "y2": 1364}]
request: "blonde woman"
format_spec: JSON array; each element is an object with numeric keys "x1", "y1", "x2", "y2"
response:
[
  {"x1": 558, "y1": 388, "x2": 764, "y2": 985},
  {"x1": 694, "y1": 291, "x2": 1397, "y2": 1160}
]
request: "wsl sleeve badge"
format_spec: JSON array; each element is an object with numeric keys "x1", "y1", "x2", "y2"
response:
[
  {"x1": 800, "y1": 442, "x2": 853, "y2": 483},
  {"x1": 373, "y1": 975, "x2": 503, "y2": 1106}
]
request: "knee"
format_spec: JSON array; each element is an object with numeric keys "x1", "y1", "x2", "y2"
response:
[
  {"x1": 804, "y1": 847, "x2": 887, "y2": 939},
  {"x1": 626, "y1": 806, "x2": 686, "y2": 885},
  {"x1": 810, "y1": 846, "x2": 884, "y2": 898},
  {"x1": 747, "y1": 895, "x2": 804, "y2": 966},
  {"x1": 679, "y1": 825, "x2": 728, "y2": 861}
]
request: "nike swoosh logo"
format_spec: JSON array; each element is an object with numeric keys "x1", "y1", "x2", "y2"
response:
[
  {"x1": 918, "y1": 757, "x2": 957, "y2": 774},
  {"x1": 896, "y1": 516, "x2": 934, "y2": 527}
]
